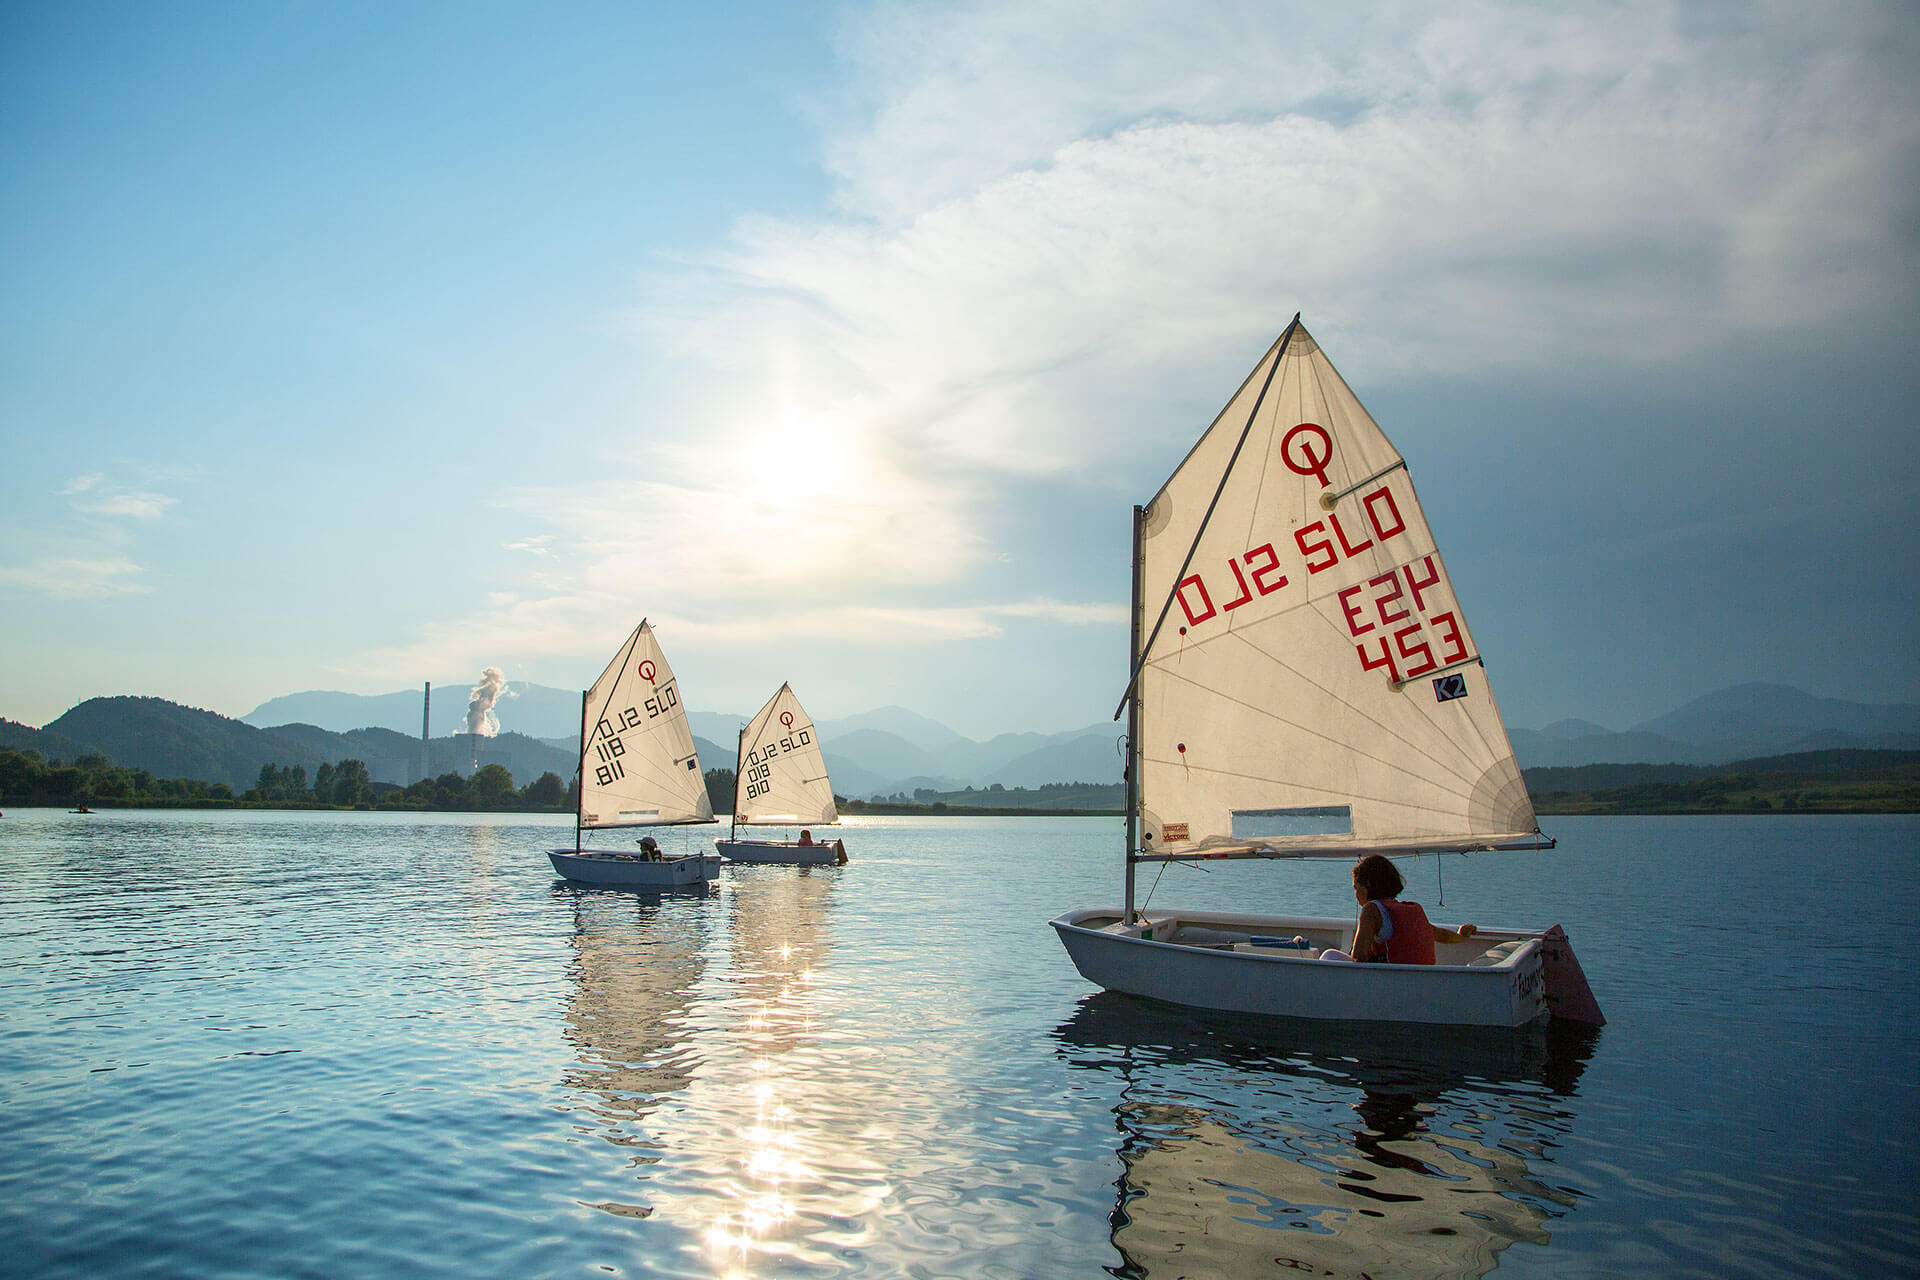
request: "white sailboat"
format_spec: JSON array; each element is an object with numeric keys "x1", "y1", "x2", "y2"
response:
[
  {"x1": 1050, "y1": 317, "x2": 1603, "y2": 1027},
  {"x1": 549, "y1": 620, "x2": 723, "y2": 888},
  {"x1": 715, "y1": 683, "x2": 847, "y2": 866}
]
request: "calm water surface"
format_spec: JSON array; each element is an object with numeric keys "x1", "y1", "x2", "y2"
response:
[{"x1": 1, "y1": 810, "x2": 1915, "y2": 1278}]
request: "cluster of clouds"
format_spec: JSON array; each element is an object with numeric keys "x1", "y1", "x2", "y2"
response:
[
  {"x1": 0, "y1": 471, "x2": 189, "y2": 600},
  {"x1": 11, "y1": 0, "x2": 1909, "y2": 723},
  {"x1": 443, "y1": 0, "x2": 1913, "y2": 687}
]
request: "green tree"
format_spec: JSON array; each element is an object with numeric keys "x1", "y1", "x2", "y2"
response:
[
  {"x1": 430, "y1": 772, "x2": 471, "y2": 808},
  {"x1": 523, "y1": 771, "x2": 567, "y2": 810},
  {"x1": 704, "y1": 767, "x2": 735, "y2": 815},
  {"x1": 331, "y1": 760, "x2": 373, "y2": 807},
  {"x1": 472, "y1": 763, "x2": 518, "y2": 808}
]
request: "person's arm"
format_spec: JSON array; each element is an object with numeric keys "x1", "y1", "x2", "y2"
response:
[
  {"x1": 1351, "y1": 901, "x2": 1382, "y2": 961},
  {"x1": 1433, "y1": 922, "x2": 1478, "y2": 945}
]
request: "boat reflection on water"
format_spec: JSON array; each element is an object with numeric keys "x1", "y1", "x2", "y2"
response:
[
  {"x1": 558, "y1": 883, "x2": 718, "y2": 1220},
  {"x1": 1055, "y1": 994, "x2": 1600, "y2": 1279}
]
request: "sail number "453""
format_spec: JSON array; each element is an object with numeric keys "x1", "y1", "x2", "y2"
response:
[{"x1": 1337, "y1": 555, "x2": 1468, "y2": 683}]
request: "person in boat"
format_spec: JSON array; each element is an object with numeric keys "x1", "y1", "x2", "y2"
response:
[
  {"x1": 797, "y1": 829, "x2": 814, "y2": 846},
  {"x1": 1321, "y1": 854, "x2": 1476, "y2": 963},
  {"x1": 639, "y1": 835, "x2": 662, "y2": 861}
]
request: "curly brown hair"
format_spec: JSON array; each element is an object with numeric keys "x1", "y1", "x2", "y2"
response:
[{"x1": 1352, "y1": 853, "x2": 1405, "y2": 900}]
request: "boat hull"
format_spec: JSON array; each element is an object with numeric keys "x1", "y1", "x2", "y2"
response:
[
  {"x1": 715, "y1": 838, "x2": 845, "y2": 866},
  {"x1": 1050, "y1": 907, "x2": 1558, "y2": 1028},
  {"x1": 548, "y1": 849, "x2": 722, "y2": 887}
]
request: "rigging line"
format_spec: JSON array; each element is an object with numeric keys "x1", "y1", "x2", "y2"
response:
[
  {"x1": 1149, "y1": 638, "x2": 1484, "y2": 792},
  {"x1": 1113, "y1": 313, "x2": 1302, "y2": 721},
  {"x1": 1286, "y1": 604, "x2": 1490, "y2": 786},
  {"x1": 1138, "y1": 856, "x2": 1174, "y2": 916}
]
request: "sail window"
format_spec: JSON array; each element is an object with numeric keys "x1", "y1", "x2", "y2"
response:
[
  {"x1": 617, "y1": 809, "x2": 661, "y2": 823},
  {"x1": 1231, "y1": 806, "x2": 1353, "y2": 839}
]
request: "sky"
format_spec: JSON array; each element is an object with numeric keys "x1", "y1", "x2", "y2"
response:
[{"x1": 2, "y1": 0, "x2": 1915, "y2": 741}]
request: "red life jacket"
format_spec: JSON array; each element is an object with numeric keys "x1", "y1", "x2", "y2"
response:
[{"x1": 1368, "y1": 899, "x2": 1437, "y2": 965}]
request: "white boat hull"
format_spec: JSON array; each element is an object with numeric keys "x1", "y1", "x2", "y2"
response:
[
  {"x1": 715, "y1": 838, "x2": 845, "y2": 866},
  {"x1": 1050, "y1": 907, "x2": 1581, "y2": 1028},
  {"x1": 548, "y1": 849, "x2": 722, "y2": 887}
]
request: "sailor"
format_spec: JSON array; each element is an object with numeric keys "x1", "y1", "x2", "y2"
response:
[
  {"x1": 639, "y1": 835, "x2": 662, "y2": 861},
  {"x1": 1321, "y1": 854, "x2": 1477, "y2": 963}
]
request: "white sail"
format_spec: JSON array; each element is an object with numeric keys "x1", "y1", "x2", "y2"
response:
[
  {"x1": 579, "y1": 621, "x2": 714, "y2": 829},
  {"x1": 733, "y1": 683, "x2": 838, "y2": 827},
  {"x1": 1135, "y1": 321, "x2": 1540, "y2": 859}
]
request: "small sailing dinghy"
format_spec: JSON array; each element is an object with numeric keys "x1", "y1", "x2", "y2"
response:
[
  {"x1": 1051, "y1": 316, "x2": 1602, "y2": 1028},
  {"x1": 549, "y1": 620, "x2": 723, "y2": 888},
  {"x1": 715, "y1": 683, "x2": 847, "y2": 866}
]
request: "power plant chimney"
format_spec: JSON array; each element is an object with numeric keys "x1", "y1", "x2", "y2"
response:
[{"x1": 421, "y1": 682, "x2": 431, "y2": 783}]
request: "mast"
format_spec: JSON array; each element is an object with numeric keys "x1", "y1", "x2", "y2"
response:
[
  {"x1": 731, "y1": 723, "x2": 747, "y2": 842},
  {"x1": 1124, "y1": 503, "x2": 1145, "y2": 924},
  {"x1": 576, "y1": 688, "x2": 588, "y2": 853}
]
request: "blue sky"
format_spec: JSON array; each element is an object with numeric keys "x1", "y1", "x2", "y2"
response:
[{"x1": 3, "y1": 0, "x2": 1915, "y2": 740}]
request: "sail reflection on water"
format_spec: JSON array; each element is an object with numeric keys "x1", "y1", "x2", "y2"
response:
[
  {"x1": 1057, "y1": 996, "x2": 1598, "y2": 1280},
  {"x1": 559, "y1": 886, "x2": 717, "y2": 1218},
  {"x1": 698, "y1": 867, "x2": 890, "y2": 1273}
]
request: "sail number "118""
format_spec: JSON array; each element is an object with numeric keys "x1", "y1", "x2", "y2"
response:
[{"x1": 590, "y1": 681, "x2": 683, "y2": 787}]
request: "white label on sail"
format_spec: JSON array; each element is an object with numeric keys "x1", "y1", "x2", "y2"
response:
[
  {"x1": 579, "y1": 621, "x2": 714, "y2": 830},
  {"x1": 1136, "y1": 325, "x2": 1538, "y2": 858},
  {"x1": 733, "y1": 683, "x2": 838, "y2": 828}
]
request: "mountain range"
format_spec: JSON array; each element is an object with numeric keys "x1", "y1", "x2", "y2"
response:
[{"x1": 3, "y1": 682, "x2": 1914, "y2": 800}]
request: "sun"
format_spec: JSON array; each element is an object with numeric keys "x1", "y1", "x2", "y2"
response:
[{"x1": 747, "y1": 415, "x2": 854, "y2": 504}]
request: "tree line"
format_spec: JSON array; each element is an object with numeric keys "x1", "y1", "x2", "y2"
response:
[
  {"x1": 3, "y1": 746, "x2": 747, "y2": 817},
  {"x1": 250, "y1": 761, "x2": 577, "y2": 811},
  {"x1": 1, "y1": 748, "x2": 236, "y2": 805}
]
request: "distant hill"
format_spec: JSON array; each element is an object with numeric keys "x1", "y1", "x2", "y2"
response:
[
  {"x1": 41, "y1": 698, "x2": 333, "y2": 791},
  {"x1": 27, "y1": 681, "x2": 1920, "y2": 801},
  {"x1": 11, "y1": 697, "x2": 585, "y2": 792},
  {"x1": 245, "y1": 682, "x2": 586, "y2": 741},
  {"x1": 1510, "y1": 684, "x2": 1920, "y2": 769},
  {"x1": 1526, "y1": 749, "x2": 1920, "y2": 814},
  {"x1": 814, "y1": 705, "x2": 969, "y2": 753},
  {"x1": 1634, "y1": 683, "x2": 1920, "y2": 745},
  {"x1": 0, "y1": 718, "x2": 96, "y2": 764}
]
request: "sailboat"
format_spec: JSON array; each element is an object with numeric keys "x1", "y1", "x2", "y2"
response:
[
  {"x1": 549, "y1": 620, "x2": 723, "y2": 888},
  {"x1": 1050, "y1": 316, "x2": 1603, "y2": 1028},
  {"x1": 715, "y1": 683, "x2": 847, "y2": 866}
]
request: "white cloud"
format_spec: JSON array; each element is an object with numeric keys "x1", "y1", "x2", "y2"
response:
[
  {"x1": 0, "y1": 552, "x2": 150, "y2": 599},
  {"x1": 629, "y1": 0, "x2": 1914, "y2": 498},
  {"x1": 374, "y1": 0, "x2": 1918, "y2": 703},
  {"x1": 2, "y1": 469, "x2": 187, "y2": 598},
  {"x1": 59, "y1": 471, "x2": 182, "y2": 521}
]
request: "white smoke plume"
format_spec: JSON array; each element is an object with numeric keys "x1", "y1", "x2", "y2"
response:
[{"x1": 464, "y1": 667, "x2": 510, "y2": 738}]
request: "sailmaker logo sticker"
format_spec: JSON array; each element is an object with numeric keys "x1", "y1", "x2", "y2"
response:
[{"x1": 1161, "y1": 823, "x2": 1190, "y2": 842}]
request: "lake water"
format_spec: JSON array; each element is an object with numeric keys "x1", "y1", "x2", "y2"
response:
[{"x1": 1, "y1": 810, "x2": 1915, "y2": 1279}]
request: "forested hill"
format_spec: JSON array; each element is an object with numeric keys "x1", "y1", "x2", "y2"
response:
[
  {"x1": 1527, "y1": 749, "x2": 1920, "y2": 814},
  {"x1": 3, "y1": 696, "x2": 575, "y2": 792}
]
